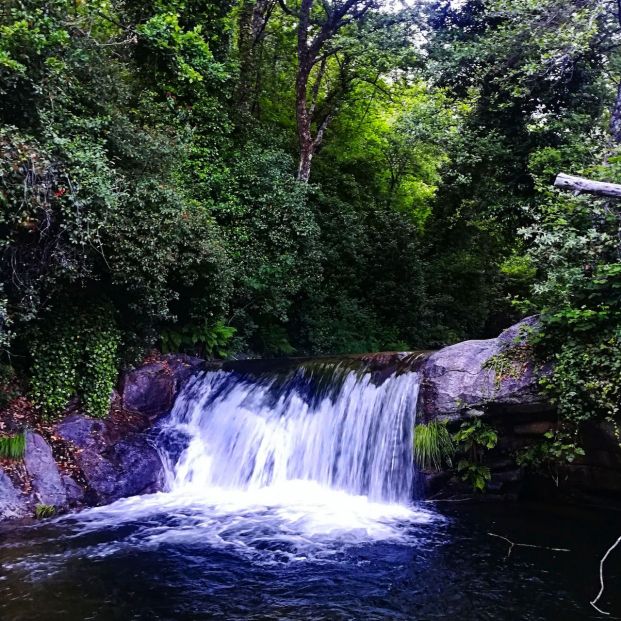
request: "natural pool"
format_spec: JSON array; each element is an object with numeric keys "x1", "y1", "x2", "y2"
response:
[
  {"x1": 2, "y1": 364, "x2": 619, "y2": 620},
  {"x1": 0, "y1": 495, "x2": 619, "y2": 620}
]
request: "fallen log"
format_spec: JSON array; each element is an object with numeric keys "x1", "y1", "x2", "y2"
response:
[{"x1": 554, "y1": 173, "x2": 621, "y2": 199}]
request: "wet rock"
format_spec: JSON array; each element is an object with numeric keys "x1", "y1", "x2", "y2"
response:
[
  {"x1": 560, "y1": 464, "x2": 621, "y2": 496},
  {"x1": 62, "y1": 475, "x2": 85, "y2": 505},
  {"x1": 55, "y1": 413, "x2": 107, "y2": 452},
  {"x1": 419, "y1": 317, "x2": 551, "y2": 420},
  {"x1": 24, "y1": 432, "x2": 67, "y2": 507},
  {"x1": 108, "y1": 436, "x2": 164, "y2": 499},
  {"x1": 513, "y1": 421, "x2": 555, "y2": 435},
  {"x1": 0, "y1": 469, "x2": 28, "y2": 519},
  {"x1": 121, "y1": 355, "x2": 203, "y2": 420},
  {"x1": 55, "y1": 413, "x2": 164, "y2": 504}
]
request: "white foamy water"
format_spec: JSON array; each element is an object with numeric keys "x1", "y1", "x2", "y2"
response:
[
  {"x1": 163, "y1": 365, "x2": 419, "y2": 504},
  {"x1": 6, "y1": 363, "x2": 435, "y2": 574}
]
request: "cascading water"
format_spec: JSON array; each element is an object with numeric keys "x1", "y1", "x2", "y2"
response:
[
  {"x1": 160, "y1": 362, "x2": 419, "y2": 504},
  {"x1": 0, "y1": 361, "x2": 437, "y2": 598},
  {"x1": 2, "y1": 358, "x2": 606, "y2": 620},
  {"x1": 114, "y1": 360, "x2": 433, "y2": 555}
]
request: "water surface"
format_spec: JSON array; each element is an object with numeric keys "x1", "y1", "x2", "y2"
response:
[
  {"x1": 1, "y1": 496, "x2": 619, "y2": 620},
  {"x1": 1, "y1": 363, "x2": 619, "y2": 620}
]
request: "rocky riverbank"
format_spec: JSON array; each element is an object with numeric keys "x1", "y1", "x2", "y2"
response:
[
  {"x1": 1, "y1": 319, "x2": 620, "y2": 522},
  {"x1": 416, "y1": 318, "x2": 621, "y2": 504},
  {"x1": 0, "y1": 355, "x2": 202, "y2": 521}
]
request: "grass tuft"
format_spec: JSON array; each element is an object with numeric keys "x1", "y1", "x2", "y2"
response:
[
  {"x1": 414, "y1": 421, "x2": 454, "y2": 470},
  {"x1": 0, "y1": 432, "x2": 26, "y2": 460},
  {"x1": 35, "y1": 504, "x2": 56, "y2": 519}
]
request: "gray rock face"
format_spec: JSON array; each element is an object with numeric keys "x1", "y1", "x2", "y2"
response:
[
  {"x1": 24, "y1": 432, "x2": 67, "y2": 507},
  {"x1": 0, "y1": 469, "x2": 28, "y2": 520},
  {"x1": 62, "y1": 475, "x2": 85, "y2": 505},
  {"x1": 121, "y1": 354, "x2": 203, "y2": 420},
  {"x1": 109, "y1": 436, "x2": 164, "y2": 499},
  {"x1": 55, "y1": 414, "x2": 107, "y2": 451},
  {"x1": 419, "y1": 317, "x2": 551, "y2": 420},
  {"x1": 55, "y1": 414, "x2": 164, "y2": 504}
]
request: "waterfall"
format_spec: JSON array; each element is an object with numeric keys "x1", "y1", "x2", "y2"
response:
[
  {"x1": 12, "y1": 360, "x2": 432, "y2": 569},
  {"x1": 159, "y1": 361, "x2": 420, "y2": 504}
]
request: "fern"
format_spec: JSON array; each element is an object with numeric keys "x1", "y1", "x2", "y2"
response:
[{"x1": 414, "y1": 421, "x2": 454, "y2": 470}]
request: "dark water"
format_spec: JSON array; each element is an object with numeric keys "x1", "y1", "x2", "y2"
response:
[
  {"x1": 1, "y1": 499, "x2": 619, "y2": 621},
  {"x1": 3, "y1": 365, "x2": 619, "y2": 620}
]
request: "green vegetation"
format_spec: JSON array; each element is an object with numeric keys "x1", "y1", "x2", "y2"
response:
[
  {"x1": 414, "y1": 421, "x2": 454, "y2": 470},
  {"x1": 0, "y1": 432, "x2": 26, "y2": 460},
  {"x1": 35, "y1": 504, "x2": 56, "y2": 519},
  {"x1": 415, "y1": 418, "x2": 499, "y2": 491},
  {"x1": 483, "y1": 345, "x2": 532, "y2": 389},
  {"x1": 30, "y1": 302, "x2": 120, "y2": 418},
  {"x1": 453, "y1": 419, "x2": 498, "y2": 492},
  {"x1": 160, "y1": 320, "x2": 237, "y2": 358},
  {"x1": 0, "y1": 0, "x2": 618, "y2": 461},
  {"x1": 517, "y1": 430, "x2": 586, "y2": 486}
]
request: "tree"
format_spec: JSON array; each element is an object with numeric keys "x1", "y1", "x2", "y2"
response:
[
  {"x1": 237, "y1": 0, "x2": 277, "y2": 117},
  {"x1": 277, "y1": 0, "x2": 414, "y2": 182}
]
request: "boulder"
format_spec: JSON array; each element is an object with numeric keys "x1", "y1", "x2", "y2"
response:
[
  {"x1": 62, "y1": 475, "x2": 85, "y2": 505},
  {"x1": 23, "y1": 432, "x2": 67, "y2": 507},
  {"x1": 55, "y1": 413, "x2": 107, "y2": 452},
  {"x1": 54, "y1": 413, "x2": 164, "y2": 504},
  {"x1": 0, "y1": 469, "x2": 28, "y2": 520},
  {"x1": 419, "y1": 317, "x2": 551, "y2": 420},
  {"x1": 107, "y1": 436, "x2": 164, "y2": 499},
  {"x1": 120, "y1": 354, "x2": 203, "y2": 420}
]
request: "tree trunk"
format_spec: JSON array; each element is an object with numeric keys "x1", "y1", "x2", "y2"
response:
[
  {"x1": 296, "y1": 62, "x2": 315, "y2": 182},
  {"x1": 554, "y1": 173, "x2": 621, "y2": 199},
  {"x1": 610, "y1": 82, "x2": 621, "y2": 146},
  {"x1": 295, "y1": 0, "x2": 314, "y2": 182},
  {"x1": 237, "y1": 0, "x2": 273, "y2": 118},
  {"x1": 297, "y1": 139, "x2": 314, "y2": 183}
]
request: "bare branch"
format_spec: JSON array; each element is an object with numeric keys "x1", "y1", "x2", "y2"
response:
[
  {"x1": 488, "y1": 533, "x2": 570, "y2": 560},
  {"x1": 590, "y1": 535, "x2": 621, "y2": 615}
]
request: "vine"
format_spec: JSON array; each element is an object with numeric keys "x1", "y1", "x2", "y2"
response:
[{"x1": 30, "y1": 301, "x2": 120, "y2": 419}]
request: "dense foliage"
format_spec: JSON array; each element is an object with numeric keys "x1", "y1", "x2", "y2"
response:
[{"x1": 0, "y1": 0, "x2": 620, "y2": 439}]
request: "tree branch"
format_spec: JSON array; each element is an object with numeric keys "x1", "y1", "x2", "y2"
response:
[
  {"x1": 554, "y1": 173, "x2": 621, "y2": 199},
  {"x1": 590, "y1": 535, "x2": 621, "y2": 616},
  {"x1": 276, "y1": 0, "x2": 297, "y2": 17},
  {"x1": 309, "y1": 56, "x2": 328, "y2": 118},
  {"x1": 488, "y1": 533, "x2": 570, "y2": 560}
]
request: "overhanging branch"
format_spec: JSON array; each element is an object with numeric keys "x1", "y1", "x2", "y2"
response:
[{"x1": 554, "y1": 173, "x2": 621, "y2": 199}]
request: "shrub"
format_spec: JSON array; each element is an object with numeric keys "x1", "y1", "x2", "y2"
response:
[
  {"x1": 453, "y1": 418, "x2": 498, "y2": 491},
  {"x1": 30, "y1": 301, "x2": 120, "y2": 419}
]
